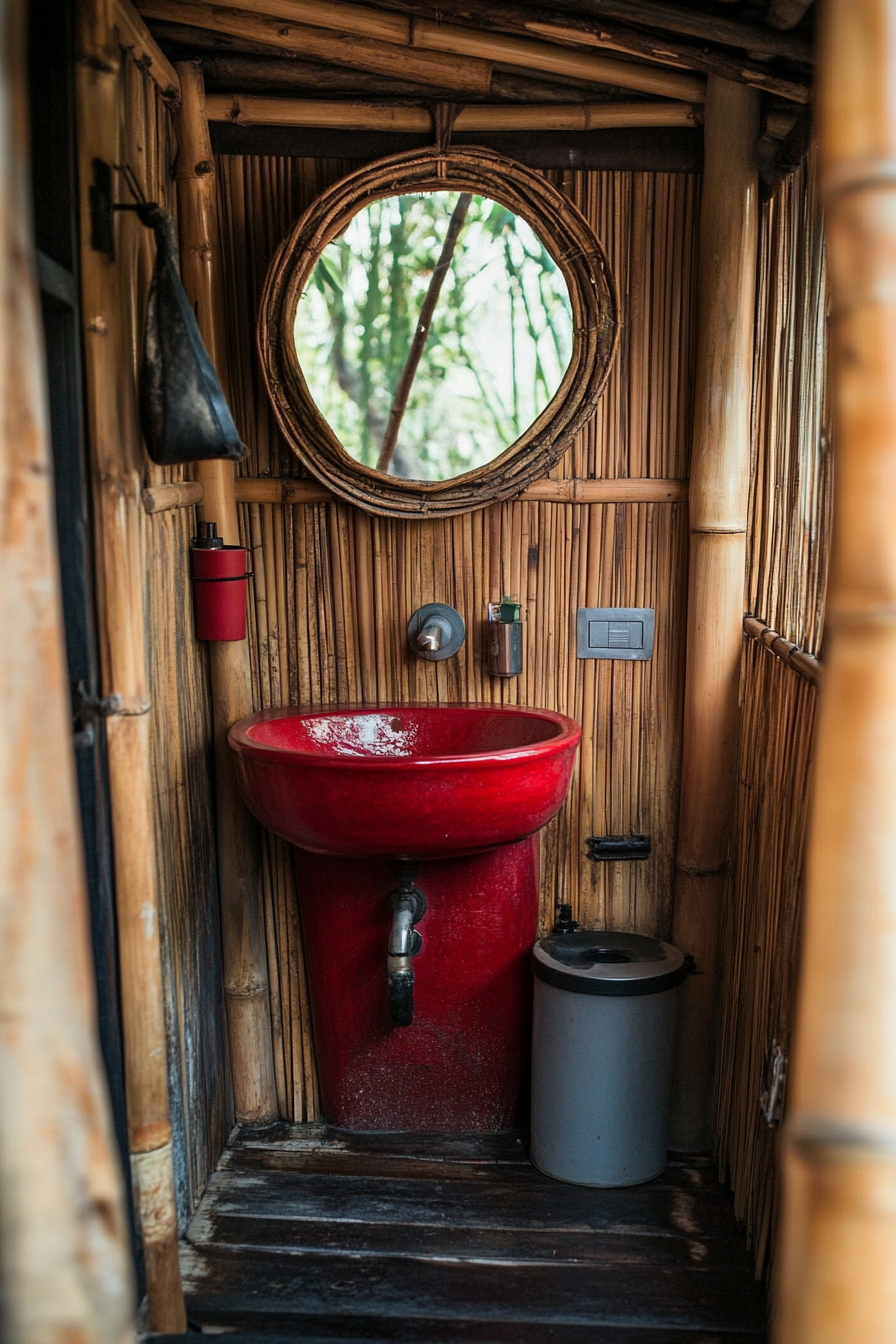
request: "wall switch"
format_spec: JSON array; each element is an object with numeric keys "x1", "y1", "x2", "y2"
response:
[{"x1": 576, "y1": 607, "x2": 655, "y2": 661}]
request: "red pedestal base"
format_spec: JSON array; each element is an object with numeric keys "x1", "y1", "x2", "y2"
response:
[{"x1": 294, "y1": 836, "x2": 540, "y2": 1132}]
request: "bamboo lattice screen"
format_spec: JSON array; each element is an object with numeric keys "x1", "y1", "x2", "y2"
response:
[
  {"x1": 216, "y1": 157, "x2": 701, "y2": 1120},
  {"x1": 715, "y1": 153, "x2": 830, "y2": 1277}
]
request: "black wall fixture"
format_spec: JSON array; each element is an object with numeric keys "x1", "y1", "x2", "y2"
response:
[{"x1": 587, "y1": 835, "x2": 652, "y2": 862}]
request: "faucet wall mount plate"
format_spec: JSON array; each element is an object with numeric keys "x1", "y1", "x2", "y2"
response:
[{"x1": 407, "y1": 602, "x2": 465, "y2": 661}]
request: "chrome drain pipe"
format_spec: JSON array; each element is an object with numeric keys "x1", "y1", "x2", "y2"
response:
[{"x1": 387, "y1": 867, "x2": 427, "y2": 1027}]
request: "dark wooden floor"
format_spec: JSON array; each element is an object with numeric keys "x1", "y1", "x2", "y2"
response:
[{"x1": 152, "y1": 1124, "x2": 767, "y2": 1342}]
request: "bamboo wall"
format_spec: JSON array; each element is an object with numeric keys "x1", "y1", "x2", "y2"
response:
[
  {"x1": 91, "y1": 52, "x2": 230, "y2": 1218},
  {"x1": 715, "y1": 154, "x2": 830, "y2": 1276},
  {"x1": 216, "y1": 157, "x2": 700, "y2": 1120}
]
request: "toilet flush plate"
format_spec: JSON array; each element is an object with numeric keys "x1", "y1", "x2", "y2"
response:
[{"x1": 576, "y1": 607, "x2": 655, "y2": 661}]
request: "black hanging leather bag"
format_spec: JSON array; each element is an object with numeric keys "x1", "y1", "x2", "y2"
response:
[{"x1": 137, "y1": 203, "x2": 245, "y2": 465}]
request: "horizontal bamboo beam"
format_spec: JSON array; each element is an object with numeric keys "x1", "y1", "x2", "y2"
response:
[
  {"x1": 743, "y1": 615, "x2": 822, "y2": 688},
  {"x1": 206, "y1": 94, "x2": 701, "y2": 132},
  {"x1": 139, "y1": 0, "x2": 705, "y2": 101},
  {"x1": 144, "y1": 476, "x2": 689, "y2": 512},
  {"x1": 412, "y1": 17, "x2": 705, "y2": 102},
  {"x1": 139, "y1": 0, "x2": 494, "y2": 95},
  {"x1": 519, "y1": 477, "x2": 688, "y2": 502},
  {"x1": 565, "y1": 0, "x2": 812, "y2": 62},
  {"x1": 234, "y1": 478, "x2": 334, "y2": 504},
  {"x1": 142, "y1": 480, "x2": 204, "y2": 512},
  {"x1": 185, "y1": 47, "x2": 588, "y2": 105},
  {"x1": 520, "y1": 20, "x2": 809, "y2": 103},
  {"x1": 320, "y1": 0, "x2": 811, "y2": 103},
  {"x1": 115, "y1": 0, "x2": 181, "y2": 99}
]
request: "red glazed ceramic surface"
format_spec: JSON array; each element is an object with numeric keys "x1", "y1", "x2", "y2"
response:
[
  {"x1": 297, "y1": 838, "x2": 540, "y2": 1131},
  {"x1": 228, "y1": 703, "x2": 581, "y2": 859}
]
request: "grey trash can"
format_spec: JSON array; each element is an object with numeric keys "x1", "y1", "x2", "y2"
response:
[{"x1": 530, "y1": 929, "x2": 686, "y2": 1187}]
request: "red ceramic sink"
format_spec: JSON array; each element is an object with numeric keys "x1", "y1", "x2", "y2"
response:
[{"x1": 228, "y1": 704, "x2": 581, "y2": 859}]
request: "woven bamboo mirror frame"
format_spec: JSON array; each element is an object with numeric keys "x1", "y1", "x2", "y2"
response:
[{"x1": 259, "y1": 146, "x2": 620, "y2": 518}]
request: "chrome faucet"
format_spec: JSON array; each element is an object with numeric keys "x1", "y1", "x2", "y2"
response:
[
  {"x1": 416, "y1": 620, "x2": 445, "y2": 653},
  {"x1": 407, "y1": 602, "x2": 465, "y2": 661}
]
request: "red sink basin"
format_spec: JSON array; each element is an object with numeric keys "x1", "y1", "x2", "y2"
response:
[{"x1": 228, "y1": 704, "x2": 581, "y2": 859}]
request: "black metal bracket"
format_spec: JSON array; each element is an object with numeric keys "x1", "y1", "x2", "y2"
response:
[
  {"x1": 587, "y1": 834, "x2": 652, "y2": 862},
  {"x1": 72, "y1": 679, "x2": 122, "y2": 748},
  {"x1": 88, "y1": 160, "x2": 161, "y2": 260}
]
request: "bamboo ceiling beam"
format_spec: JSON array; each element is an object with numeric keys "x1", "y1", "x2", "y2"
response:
[
  {"x1": 174, "y1": 61, "x2": 279, "y2": 1130},
  {"x1": 138, "y1": 0, "x2": 705, "y2": 102},
  {"x1": 140, "y1": 1, "x2": 494, "y2": 94},
  {"x1": 182, "y1": 0, "x2": 813, "y2": 63},
  {"x1": 76, "y1": 1, "x2": 186, "y2": 1331},
  {"x1": 143, "y1": 477, "x2": 690, "y2": 512},
  {"x1": 0, "y1": 2, "x2": 135, "y2": 1339},
  {"x1": 562, "y1": 0, "x2": 812, "y2": 61},
  {"x1": 776, "y1": 3, "x2": 896, "y2": 1340},
  {"x1": 149, "y1": 13, "x2": 809, "y2": 104},
  {"x1": 196, "y1": 51, "x2": 618, "y2": 104},
  {"x1": 115, "y1": 0, "x2": 180, "y2": 99},
  {"x1": 205, "y1": 94, "x2": 702, "y2": 132},
  {"x1": 670, "y1": 75, "x2": 760, "y2": 1153},
  {"x1": 344, "y1": 0, "x2": 812, "y2": 102}
]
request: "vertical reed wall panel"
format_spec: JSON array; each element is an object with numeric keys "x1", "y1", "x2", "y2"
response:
[
  {"x1": 715, "y1": 155, "x2": 830, "y2": 1276},
  {"x1": 216, "y1": 157, "x2": 700, "y2": 1119},
  {"x1": 100, "y1": 52, "x2": 230, "y2": 1216}
]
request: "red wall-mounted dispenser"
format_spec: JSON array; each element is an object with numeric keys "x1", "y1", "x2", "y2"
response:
[{"x1": 191, "y1": 521, "x2": 249, "y2": 641}]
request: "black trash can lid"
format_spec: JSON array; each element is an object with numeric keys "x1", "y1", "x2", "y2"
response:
[{"x1": 533, "y1": 929, "x2": 686, "y2": 997}]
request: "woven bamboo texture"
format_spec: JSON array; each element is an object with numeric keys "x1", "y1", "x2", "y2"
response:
[
  {"x1": 116, "y1": 53, "x2": 231, "y2": 1215},
  {"x1": 216, "y1": 154, "x2": 700, "y2": 1120},
  {"x1": 715, "y1": 153, "x2": 830, "y2": 1278}
]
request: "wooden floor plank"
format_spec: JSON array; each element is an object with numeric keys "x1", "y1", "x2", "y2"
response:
[
  {"x1": 222, "y1": 1145, "x2": 723, "y2": 1190},
  {"x1": 182, "y1": 1128, "x2": 766, "y2": 1341},
  {"x1": 190, "y1": 1206, "x2": 754, "y2": 1269},
  {"x1": 180, "y1": 1244, "x2": 766, "y2": 1334},
  {"x1": 231, "y1": 1125, "x2": 532, "y2": 1163},
  {"x1": 192, "y1": 1169, "x2": 743, "y2": 1242}
]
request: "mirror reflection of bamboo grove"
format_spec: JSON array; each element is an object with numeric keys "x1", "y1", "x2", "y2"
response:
[{"x1": 294, "y1": 192, "x2": 574, "y2": 481}]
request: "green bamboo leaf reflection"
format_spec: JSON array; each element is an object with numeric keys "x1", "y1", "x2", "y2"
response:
[{"x1": 293, "y1": 192, "x2": 573, "y2": 481}]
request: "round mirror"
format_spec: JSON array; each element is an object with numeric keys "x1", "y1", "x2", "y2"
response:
[
  {"x1": 260, "y1": 147, "x2": 619, "y2": 518},
  {"x1": 293, "y1": 192, "x2": 574, "y2": 483}
]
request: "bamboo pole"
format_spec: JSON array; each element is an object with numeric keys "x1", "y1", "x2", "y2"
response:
[
  {"x1": 743, "y1": 615, "x2": 823, "y2": 689},
  {"x1": 174, "y1": 61, "x2": 278, "y2": 1127},
  {"x1": 76, "y1": 3, "x2": 187, "y2": 1331},
  {"x1": 669, "y1": 76, "x2": 759, "y2": 1152},
  {"x1": 411, "y1": 18, "x2": 706, "y2": 102},
  {"x1": 140, "y1": 1, "x2": 493, "y2": 95},
  {"x1": 0, "y1": 1, "x2": 135, "y2": 1338},
  {"x1": 205, "y1": 95, "x2": 702, "y2": 132},
  {"x1": 114, "y1": 0, "x2": 180, "y2": 100},
  {"x1": 142, "y1": 477, "x2": 691, "y2": 511},
  {"x1": 776, "y1": 4, "x2": 896, "y2": 1339},
  {"x1": 136, "y1": 0, "x2": 704, "y2": 101},
  {"x1": 143, "y1": 480, "x2": 204, "y2": 512}
]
